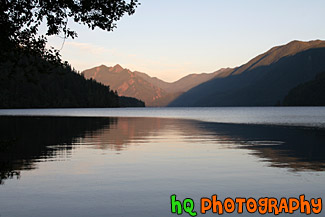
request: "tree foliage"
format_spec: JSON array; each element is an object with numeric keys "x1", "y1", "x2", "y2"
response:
[
  {"x1": 1, "y1": 0, "x2": 139, "y2": 60},
  {"x1": 0, "y1": 50, "x2": 145, "y2": 108},
  {"x1": 0, "y1": 51, "x2": 120, "y2": 108},
  {"x1": 0, "y1": 0, "x2": 144, "y2": 108}
]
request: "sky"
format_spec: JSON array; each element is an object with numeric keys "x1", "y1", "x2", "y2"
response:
[{"x1": 46, "y1": 0, "x2": 325, "y2": 82}]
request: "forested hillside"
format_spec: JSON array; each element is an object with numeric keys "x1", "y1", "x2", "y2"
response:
[
  {"x1": 283, "y1": 71, "x2": 325, "y2": 106},
  {"x1": 0, "y1": 51, "x2": 144, "y2": 108}
]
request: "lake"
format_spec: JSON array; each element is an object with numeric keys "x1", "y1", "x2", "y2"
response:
[{"x1": 0, "y1": 107, "x2": 325, "y2": 217}]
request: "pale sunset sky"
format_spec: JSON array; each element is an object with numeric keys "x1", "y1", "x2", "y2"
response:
[{"x1": 46, "y1": 0, "x2": 325, "y2": 82}]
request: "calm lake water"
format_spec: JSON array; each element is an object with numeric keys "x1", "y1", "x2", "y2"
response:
[{"x1": 0, "y1": 107, "x2": 325, "y2": 217}]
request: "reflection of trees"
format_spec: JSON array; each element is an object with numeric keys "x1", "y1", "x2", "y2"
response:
[
  {"x1": 1, "y1": 116, "x2": 325, "y2": 185},
  {"x1": 0, "y1": 116, "x2": 115, "y2": 184}
]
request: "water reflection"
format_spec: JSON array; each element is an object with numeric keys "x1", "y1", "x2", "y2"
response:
[
  {"x1": 1, "y1": 116, "x2": 325, "y2": 185},
  {"x1": 0, "y1": 117, "x2": 115, "y2": 184},
  {"x1": 81, "y1": 117, "x2": 168, "y2": 151},
  {"x1": 196, "y1": 122, "x2": 325, "y2": 171}
]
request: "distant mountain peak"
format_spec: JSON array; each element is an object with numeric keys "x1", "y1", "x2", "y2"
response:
[
  {"x1": 272, "y1": 40, "x2": 325, "y2": 53},
  {"x1": 110, "y1": 64, "x2": 124, "y2": 73},
  {"x1": 82, "y1": 64, "x2": 225, "y2": 106},
  {"x1": 97, "y1": 64, "x2": 108, "y2": 69},
  {"x1": 287, "y1": 39, "x2": 323, "y2": 45}
]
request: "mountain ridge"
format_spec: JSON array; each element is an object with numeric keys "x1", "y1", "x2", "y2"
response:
[
  {"x1": 169, "y1": 40, "x2": 325, "y2": 107},
  {"x1": 82, "y1": 64, "x2": 224, "y2": 106},
  {"x1": 82, "y1": 40, "x2": 325, "y2": 107},
  {"x1": 231, "y1": 39, "x2": 325, "y2": 75}
]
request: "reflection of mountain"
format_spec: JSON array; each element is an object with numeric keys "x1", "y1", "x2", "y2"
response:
[
  {"x1": 0, "y1": 116, "x2": 115, "y2": 184},
  {"x1": 83, "y1": 118, "x2": 325, "y2": 171},
  {"x1": 82, "y1": 117, "x2": 166, "y2": 151},
  {"x1": 1, "y1": 116, "x2": 325, "y2": 184},
  {"x1": 195, "y1": 122, "x2": 325, "y2": 171}
]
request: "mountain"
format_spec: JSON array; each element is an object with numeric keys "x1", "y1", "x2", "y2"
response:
[
  {"x1": 82, "y1": 64, "x2": 224, "y2": 106},
  {"x1": 82, "y1": 65, "x2": 171, "y2": 106},
  {"x1": 134, "y1": 68, "x2": 229, "y2": 93},
  {"x1": 283, "y1": 70, "x2": 325, "y2": 106},
  {"x1": 169, "y1": 40, "x2": 325, "y2": 107}
]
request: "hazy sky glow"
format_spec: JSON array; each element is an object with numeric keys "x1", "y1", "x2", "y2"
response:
[{"x1": 47, "y1": 0, "x2": 325, "y2": 82}]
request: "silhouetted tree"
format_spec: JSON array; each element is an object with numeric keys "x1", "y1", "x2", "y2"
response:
[
  {"x1": 0, "y1": 0, "x2": 145, "y2": 108},
  {"x1": 1, "y1": 0, "x2": 139, "y2": 60},
  {"x1": 0, "y1": 0, "x2": 144, "y2": 108}
]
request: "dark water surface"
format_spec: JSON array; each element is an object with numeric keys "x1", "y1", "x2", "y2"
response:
[{"x1": 0, "y1": 108, "x2": 325, "y2": 216}]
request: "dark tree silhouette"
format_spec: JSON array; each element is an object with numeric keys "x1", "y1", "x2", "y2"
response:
[
  {"x1": 1, "y1": 0, "x2": 139, "y2": 59},
  {"x1": 0, "y1": 0, "x2": 144, "y2": 108}
]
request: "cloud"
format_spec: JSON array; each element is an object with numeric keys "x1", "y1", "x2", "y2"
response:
[{"x1": 65, "y1": 42, "x2": 113, "y2": 55}]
